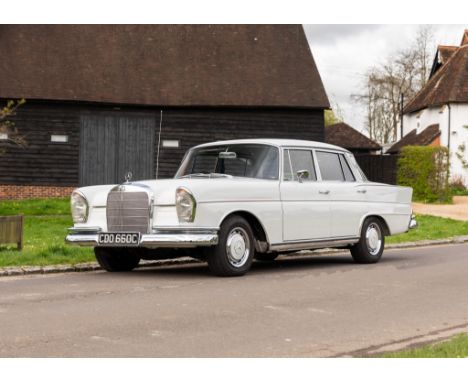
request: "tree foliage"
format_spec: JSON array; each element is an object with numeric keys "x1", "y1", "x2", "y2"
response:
[
  {"x1": 354, "y1": 26, "x2": 435, "y2": 144},
  {"x1": 0, "y1": 99, "x2": 26, "y2": 154},
  {"x1": 324, "y1": 100, "x2": 344, "y2": 127},
  {"x1": 397, "y1": 146, "x2": 451, "y2": 203}
]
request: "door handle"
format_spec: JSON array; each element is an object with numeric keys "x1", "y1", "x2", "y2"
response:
[
  {"x1": 319, "y1": 190, "x2": 330, "y2": 195},
  {"x1": 357, "y1": 189, "x2": 367, "y2": 194}
]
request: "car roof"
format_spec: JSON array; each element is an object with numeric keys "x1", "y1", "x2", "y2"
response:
[{"x1": 192, "y1": 138, "x2": 349, "y2": 152}]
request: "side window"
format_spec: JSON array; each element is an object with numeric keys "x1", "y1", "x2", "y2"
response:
[
  {"x1": 316, "y1": 151, "x2": 345, "y2": 181},
  {"x1": 283, "y1": 149, "x2": 317, "y2": 181},
  {"x1": 339, "y1": 154, "x2": 355, "y2": 182}
]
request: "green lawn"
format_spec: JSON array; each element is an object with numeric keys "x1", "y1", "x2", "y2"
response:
[
  {"x1": 0, "y1": 197, "x2": 69, "y2": 216},
  {"x1": 1, "y1": 198, "x2": 468, "y2": 267},
  {"x1": 382, "y1": 333, "x2": 468, "y2": 358},
  {"x1": 386, "y1": 214, "x2": 468, "y2": 244},
  {"x1": 0, "y1": 198, "x2": 93, "y2": 267}
]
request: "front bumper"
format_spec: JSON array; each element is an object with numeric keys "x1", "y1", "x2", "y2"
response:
[{"x1": 66, "y1": 229, "x2": 219, "y2": 248}]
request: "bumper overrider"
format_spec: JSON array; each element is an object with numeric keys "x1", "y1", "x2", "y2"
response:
[
  {"x1": 409, "y1": 214, "x2": 417, "y2": 229},
  {"x1": 65, "y1": 227, "x2": 219, "y2": 248}
]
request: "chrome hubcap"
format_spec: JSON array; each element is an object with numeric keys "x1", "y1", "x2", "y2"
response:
[
  {"x1": 366, "y1": 223, "x2": 382, "y2": 255},
  {"x1": 226, "y1": 227, "x2": 250, "y2": 268}
]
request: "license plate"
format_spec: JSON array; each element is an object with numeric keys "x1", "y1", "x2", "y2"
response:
[{"x1": 98, "y1": 233, "x2": 140, "y2": 246}]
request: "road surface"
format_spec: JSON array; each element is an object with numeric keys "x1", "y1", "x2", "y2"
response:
[{"x1": 1, "y1": 243, "x2": 468, "y2": 357}]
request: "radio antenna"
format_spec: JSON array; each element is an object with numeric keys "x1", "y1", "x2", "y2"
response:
[{"x1": 155, "y1": 110, "x2": 163, "y2": 179}]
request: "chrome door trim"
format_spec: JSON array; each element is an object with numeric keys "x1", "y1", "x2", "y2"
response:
[{"x1": 269, "y1": 236, "x2": 359, "y2": 252}]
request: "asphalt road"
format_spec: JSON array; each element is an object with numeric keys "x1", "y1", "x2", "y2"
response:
[{"x1": 1, "y1": 243, "x2": 468, "y2": 357}]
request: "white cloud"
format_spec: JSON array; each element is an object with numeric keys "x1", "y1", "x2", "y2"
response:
[{"x1": 304, "y1": 24, "x2": 466, "y2": 137}]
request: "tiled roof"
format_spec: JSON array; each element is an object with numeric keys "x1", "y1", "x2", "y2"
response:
[
  {"x1": 404, "y1": 31, "x2": 468, "y2": 114},
  {"x1": 325, "y1": 122, "x2": 381, "y2": 150},
  {"x1": 387, "y1": 124, "x2": 440, "y2": 154},
  {"x1": 0, "y1": 25, "x2": 329, "y2": 109}
]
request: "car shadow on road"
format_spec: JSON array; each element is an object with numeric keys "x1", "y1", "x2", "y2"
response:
[{"x1": 120, "y1": 252, "x2": 407, "y2": 279}]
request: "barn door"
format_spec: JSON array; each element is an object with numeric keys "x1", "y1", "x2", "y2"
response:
[{"x1": 80, "y1": 114, "x2": 155, "y2": 186}]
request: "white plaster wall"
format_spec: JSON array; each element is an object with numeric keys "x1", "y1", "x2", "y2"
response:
[{"x1": 402, "y1": 103, "x2": 468, "y2": 184}]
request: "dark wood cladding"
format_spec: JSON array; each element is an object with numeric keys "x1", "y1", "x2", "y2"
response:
[
  {"x1": 355, "y1": 154, "x2": 398, "y2": 185},
  {"x1": 156, "y1": 108, "x2": 324, "y2": 178},
  {"x1": 0, "y1": 102, "x2": 324, "y2": 186},
  {"x1": 0, "y1": 103, "x2": 80, "y2": 186}
]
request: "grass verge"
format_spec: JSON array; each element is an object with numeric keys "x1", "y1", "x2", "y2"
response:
[
  {"x1": 0, "y1": 215, "x2": 93, "y2": 267},
  {"x1": 1, "y1": 199, "x2": 468, "y2": 267},
  {"x1": 0, "y1": 198, "x2": 69, "y2": 216},
  {"x1": 386, "y1": 214, "x2": 468, "y2": 244},
  {"x1": 382, "y1": 333, "x2": 468, "y2": 358}
]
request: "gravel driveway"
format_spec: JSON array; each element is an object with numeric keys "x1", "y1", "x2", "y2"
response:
[{"x1": 412, "y1": 196, "x2": 468, "y2": 221}]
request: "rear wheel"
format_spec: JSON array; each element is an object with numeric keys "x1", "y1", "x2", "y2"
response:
[
  {"x1": 350, "y1": 217, "x2": 385, "y2": 264},
  {"x1": 206, "y1": 215, "x2": 255, "y2": 277},
  {"x1": 94, "y1": 247, "x2": 141, "y2": 272}
]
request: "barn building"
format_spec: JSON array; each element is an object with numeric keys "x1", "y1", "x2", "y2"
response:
[
  {"x1": 325, "y1": 122, "x2": 382, "y2": 155},
  {"x1": 0, "y1": 25, "x2": 329, "y2": 200}
]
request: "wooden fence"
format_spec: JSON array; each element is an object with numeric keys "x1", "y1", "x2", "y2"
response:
[
  {"x1": 0, "y1": 215, "x2": 24, "y2": 250},
  {"x1": 355, "y1": 154, "x2": 399, "y2": 185}
]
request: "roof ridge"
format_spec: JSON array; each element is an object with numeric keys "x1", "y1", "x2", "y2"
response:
[{"x1": 404, "y1": 44, "x2": 465, "y2": 113}]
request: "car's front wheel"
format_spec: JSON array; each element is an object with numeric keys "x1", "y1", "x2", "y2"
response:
[
  {"x1": 206, "y1": 215, "x2": 255, "y2": 277},
  {"x1": 94, "y1": 247, "x2": 141, "y2": 272},
  {"x1": 350, "y1": 217, "x2": 385, "y2": 264}
]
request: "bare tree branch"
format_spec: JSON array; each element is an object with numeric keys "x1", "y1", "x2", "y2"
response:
[{"x1": 353, "y1": 26, "x2": 435, "y2": 144}]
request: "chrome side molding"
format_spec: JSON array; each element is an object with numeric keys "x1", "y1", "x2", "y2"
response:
[{"x1": 269, "y1": 237, "x2": 359, "y2": 252}]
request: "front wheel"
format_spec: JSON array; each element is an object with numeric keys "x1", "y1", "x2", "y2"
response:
[
  {"x1": 206, "y1": 215, "x2": 255, "y2": 277},
  {"x1": 350, "y1": 217, "x2": 385, "y2": 264},
  {"x1": 95, "y1": 247, "x2": 141, "y2": 272}
]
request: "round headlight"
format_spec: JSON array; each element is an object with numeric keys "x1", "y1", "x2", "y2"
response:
[
  {"x1": 71, "y1": 190, "x2": 89, "y2": 223},
  {"x1": 175, "y1": 187, "x2": 196, "y2": 223}
]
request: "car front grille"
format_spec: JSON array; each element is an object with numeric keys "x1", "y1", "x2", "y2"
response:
[{"x1": 106, "y1": 190, "x2": 150, "y2": 234}]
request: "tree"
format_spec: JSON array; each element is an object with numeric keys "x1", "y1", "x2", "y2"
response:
[
  {"x1": 0, "y1": 99, "x2": 26, "y2": 154},
  {"x1": 324, "y1": 100, "x2": 344, "y2": 127},
  {"x1": 354, "y1": 26, "x2": 434, "y2": 144}
]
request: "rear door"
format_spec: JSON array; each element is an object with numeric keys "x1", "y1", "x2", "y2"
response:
[
  {"x1": 280, "y1": 148, "x2": 331, "y2": 241},
  {"x1": 315, "y1": 150, "x2": 367, "y2": 238}
]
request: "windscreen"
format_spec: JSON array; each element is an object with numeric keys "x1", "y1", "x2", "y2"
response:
[{"x1": 175, "y1": 144, "x2": 279, "y2": 180}]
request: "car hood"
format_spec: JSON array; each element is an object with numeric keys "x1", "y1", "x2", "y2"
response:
[{"x1": 77, "y1": 177, "x2": 279, "y2": 207}]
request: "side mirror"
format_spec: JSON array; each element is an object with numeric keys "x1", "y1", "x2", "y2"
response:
[{"x1": 296, "y1": 169, "x2": 309, "y2": 183}]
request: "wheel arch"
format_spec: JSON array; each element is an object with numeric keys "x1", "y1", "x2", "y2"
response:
[
  {"x1": 219, "y1": 210, "x2": 270, "y2": 252},
  {"x1": 359, "y1": 214, "x2": 391, "y2": 236}
]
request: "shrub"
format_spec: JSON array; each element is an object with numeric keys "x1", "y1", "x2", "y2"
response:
[
  {"x1": 397, "y1": 146, "x2": 451, "y2": 203},
  {"x1": 449, "y1": 175, "x2": 468, "y2": 196}
]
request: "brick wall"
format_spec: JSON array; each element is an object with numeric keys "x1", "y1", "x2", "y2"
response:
[{"x1": 0, "y1": 185, "x2": 74, "y2": 200}]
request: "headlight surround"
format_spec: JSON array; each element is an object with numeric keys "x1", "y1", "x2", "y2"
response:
[
  {"x1": 175, "y1": 187, "x2": 196, "y2": 223},
  {"x1": 71, "y1": 190, "x2": 89, "y2": 223}
]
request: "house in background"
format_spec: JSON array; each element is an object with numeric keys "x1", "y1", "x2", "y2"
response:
[
  {"x1": 400, "y1": 29, "x2": 468, "y2": 182},
  {"x1": 0, "y1": 25, "x2": 329, "y2": 200},
  {"x1": 325, "y1": 122, "x2": 381, "y2": 154},
  {"x1": 387, "y1": 124, "x2": 441, "y2": 154}
]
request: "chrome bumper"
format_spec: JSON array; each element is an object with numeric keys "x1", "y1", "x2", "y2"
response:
[
  {"x1": 65, "y1": 229, "x2": 218, "y2": 248},
  {"x1": 409, "y1": 215, "x2": 417, "y2": 229}
]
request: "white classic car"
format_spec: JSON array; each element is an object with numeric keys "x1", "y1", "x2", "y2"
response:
[{"x1": 66, "y1": 139, "x2": 416, "y2": 276}]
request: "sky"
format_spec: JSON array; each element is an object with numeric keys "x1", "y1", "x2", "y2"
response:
[{"x1": 303, "y1": 24, "x2": 466, "y2": 136}]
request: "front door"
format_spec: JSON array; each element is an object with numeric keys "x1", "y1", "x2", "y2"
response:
[
  {"x1": 80, "y1": 114, "x2": 155, "y2": 186},
  {"x1": 280, "y1": 148, "x2": 331, "y2": 241}
]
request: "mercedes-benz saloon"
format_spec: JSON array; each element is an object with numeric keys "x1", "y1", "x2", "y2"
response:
[{"x1": 66, "y1": 139, "x2": 416, "y2": 276}]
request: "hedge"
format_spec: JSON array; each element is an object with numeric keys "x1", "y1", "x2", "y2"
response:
[{"x1": 397, "y1": 146, "x2": 451, "y2": 203}]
